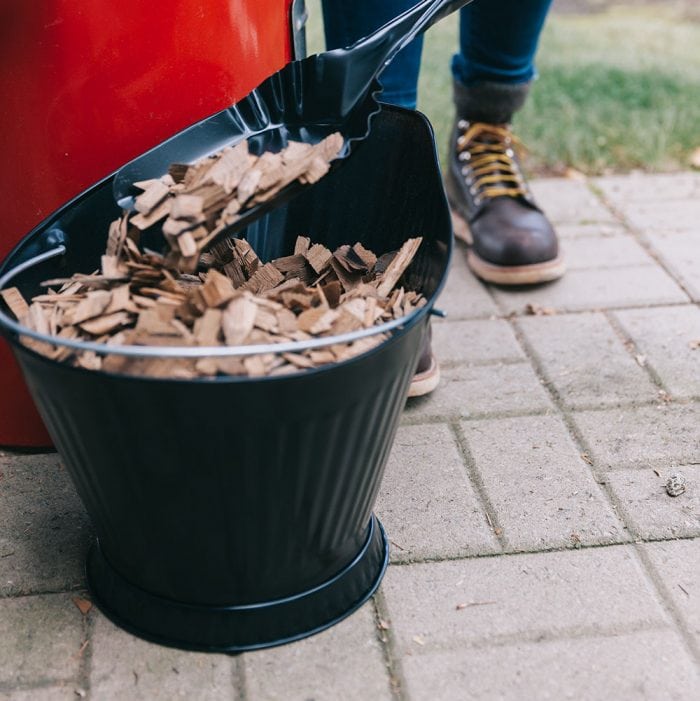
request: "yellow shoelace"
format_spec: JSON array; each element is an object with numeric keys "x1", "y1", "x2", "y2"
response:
[{"x1": 456, "y1": 122, "x2": 528, "y2": 201}]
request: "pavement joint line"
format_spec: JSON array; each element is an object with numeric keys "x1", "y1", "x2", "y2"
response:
[
  {"x1": 0, "y1": 681, "x2": 81, "y2": 695},
  {"x1": 387, "y1": 534, "x2": 700, "y2": 567},
  {"x1": 233, "y1": 654, "x2": 247, "y2": 701},
  {"x1": 589, "y1": 180, "x2": 695, "y2": 302},
  {"x1": 505, "y1": 316, "x2": 633, "y2": 534},
  {"x1": 449, "y1": 422, "x2": 508, "y2": 550},
  {"x1": 437, "y1": 358, "x2": 529, "y2": 370},
  {"x1": 372, "y1": 590, "x2": 408, "y2": 701},
  {"x1": 632, "y1": 542, "x2": 700, "y2": 665},
  {"x1": 603, "y1": 309, "x2": 670, "y2": 394},
  {"x1": 402, "y1": 395, "x2": 700, "y2": 429},
  {"x1": 75, "y1": 602, "x2": 94, "y2": 700},
  {"x1": 0, "y1": 583, "x2": 87, "y2": 601},
  {"x1": 447, "y1": 299, "x2": 695, "y2": 319},
  {"x1": 388, "y1": 620, "x2": 674, "y2": 656},
  {"x1": 400, "y1": 406, "x2": 558, "y2": 427}
]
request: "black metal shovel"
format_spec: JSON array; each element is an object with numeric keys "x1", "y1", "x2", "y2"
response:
[{"x1": 114, "y1": 0, "x2": 472, "y2": 249}]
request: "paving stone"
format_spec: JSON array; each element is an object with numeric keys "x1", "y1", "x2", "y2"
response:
[
  {"x1": 435, "y1": 248, "x2": 499, "y2": 320},
  {"x1": 404, "y1": 362, "x2": 553, "y2": 420},
  {"x1": 614, "y1": 305, "x2": 700, "y2": 398},
  {"x1": 646, "y1": 231, "x2": 700, "y2": 301},
  {"x1": 595, "y1": 172, "x2": 700, "y2": 204},
  {"x1": 0, "y1": 687, "x2": 77, "y2": 700},
  {"x1": 89, "y1": 613, "x2": 234, "y2": 700},
  {"x1": 573, "y1": 404, "x2": 700, "y2": 470},
  {"x1": 644, "y1": 538, "x2": 700, "y2": 646},
  {"x1": 461, "y1": 415, "x2": 626, "y2": 550},
  {"x1": 517, "y1": 312, "x2": 658, "y2": 409},
  {"x1": 0, "y1": 453, "x2": 92, "y2": 597},
  {"x1": 561, "y1": 235, "x2": 653, "y2": 270},
  {"x1": 381, "y1": 546, "x2": 668, "y2": 654},
  {"x1": 555, "y1": 223, "x2": 627, "y2": 240},
  {"x1": 399, "y1": 630, "x2": 700, "y2": 701},
  {"x1": 491, "y1": 266, "x2": 688, "y2": 315},
  {"x1": 616, "y1": 199, "x2": 700, "y2": 235},
  {"x1": 376, "y1": 424, "x2": 499, "y2": 562},
  {"x1": 243, "y1": 603, "x2": 391, "y2": 701},
  {"x1": 0, "y1": 594, "x2": 84, "y2": 686},
  {"x1": 529, "y1": 178, "x2": 616, "y2": 224},
  {"x1": 606, "y1": 467, "x2": 700, "y2": 540},
  {"x1": 431, "y1": 318, "x2": 524, "y2": 366}
]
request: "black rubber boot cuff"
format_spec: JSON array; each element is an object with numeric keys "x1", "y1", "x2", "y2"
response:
[{"x1": 453, "y1": 80, "x2": 532, "y2": 124}]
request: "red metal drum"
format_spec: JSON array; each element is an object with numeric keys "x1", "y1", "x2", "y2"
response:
[{"x1": 0, "y1": 0, "x2": 294, "y2": 446}]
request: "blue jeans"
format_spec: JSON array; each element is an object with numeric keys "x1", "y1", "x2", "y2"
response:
[{"x1": 321, "y1": 0, "x2": 553, "y2": 109}]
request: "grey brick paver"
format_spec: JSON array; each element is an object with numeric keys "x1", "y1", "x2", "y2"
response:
[
  {"x1": 461, "y1": 415, "x2": 627, "y2": 550},
  {"x1": 399, "y1": 630, "x2": 700, "y2": 701},
  {"x1": 0, "y1": 594, "x2": 84, "y2": 687},
  {"x1": 491, "y1": 266, "x2": 689, "y2": 315},
  {"x1": 614, "y1": 306, "x2": 700, "y2": 398},
  {"x1": 0, "y1": 453, "x2": 91, "y2": 598},
  {"x1": 432, "y1": 318, "x2": 524, "y2": 366},
  {"x1": 89, "y1": 613, "x2": 234, "y2": 700},
  {"x1": 381, "y1": 546, "x2": 669, "y2": 655},
  {"x1": 613, "y1": 200, "x2": 700, "y2": 235},
  {"x1": 573, "y1": 404, "x2": 700, "y2": 470},
  {"x1": 404, "y1": 363, "x2": 553, "y2": 420},
  {"x1": 646, "y1": 231, "x2": 700, "y2": 301},
  {"x1": 606, "y1": 467, "x2": 700, "y2": 540},
  {"x1": 555, "y1": 223, "x2": 627, "y2": 240},
  {"x1": 243, "y1": 604, "x2": 391, "y2": 701},
  {"x1": 436, "y1": 248, "x2": 499, "y2": 320},
  {"x1": 376, "y1": 424, "x2": 500, "y2": 562},
  {"x1": 519, "y1": 312, "x2": 658, "y2": 409},
  {"x1": 561, "y1": 234, "x2": 654, "y2": 270},
  {"x1": 595, "y1": 172, "x2": 700, "y2": 204},
  {"x1": 529, "y1": 178, "x2": 616, "y2": 224},
  {"x1": 644, "y1": 539, "x2": 700, "y2": 646}
]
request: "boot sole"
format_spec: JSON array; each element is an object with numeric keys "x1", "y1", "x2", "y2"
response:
[
  {"x1": 408, "y1": 354, "x2": 440, "y2": 398},
  {"x1": 449, "y1": 209, "x2": 566, "y2": 286}
]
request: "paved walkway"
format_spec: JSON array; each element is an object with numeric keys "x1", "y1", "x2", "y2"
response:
[{"x1": 2, "y1": 172, "x2": 700, "y2": 700}]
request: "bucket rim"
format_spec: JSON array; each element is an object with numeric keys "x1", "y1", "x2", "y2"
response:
[{"x1": 0, "y1": 244, "x2": 431, "y2": 360}]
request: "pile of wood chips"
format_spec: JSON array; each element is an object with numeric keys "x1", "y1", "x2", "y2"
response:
[
  {"x1": 2, "y1": 233, "x2": 425, "y2": 379},
  {"x1": 0, "y1": 134, "x2": 427, "y2": 379},
  {"x1": 127, "y1": 132, "x2": 345, "y2": 271}
]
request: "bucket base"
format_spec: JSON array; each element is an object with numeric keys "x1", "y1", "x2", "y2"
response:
[{"x1": 86, "y1": 515, "x2": 389, "y2": 653}]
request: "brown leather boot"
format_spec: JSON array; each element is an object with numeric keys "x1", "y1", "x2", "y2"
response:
[
  {"x1": 408, "y1": 324, "x2": 439, "y2": 398},
  {"x1": 445, "y1": 81, "x2": 565, "y2": 285}
]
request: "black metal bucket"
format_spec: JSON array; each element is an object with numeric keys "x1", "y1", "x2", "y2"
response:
[{"x1": 0, "y1": 107, "x2": 452, "y2": 651}]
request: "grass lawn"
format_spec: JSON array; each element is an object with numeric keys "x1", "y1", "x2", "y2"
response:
[{"x1": 305, "y1": 2, "x2": 700, "y2": 175}]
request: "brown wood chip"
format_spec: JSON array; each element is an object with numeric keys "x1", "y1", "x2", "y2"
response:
[{"x1": 1, "y1": 287, "x2": 30, "y2": 321}]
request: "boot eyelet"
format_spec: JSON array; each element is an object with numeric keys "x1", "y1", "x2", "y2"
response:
[
  {"x1": 458, "y1": 151, "x2": 472, "y2": 162},
  {"x1": 505, "y1": 148, "x2": 515, "y2": 158},
  {"x1": 458, "y1": 119, "x2": 470, "y2": 130},
  {"x1": 461, "y1": 167, "x2": 472, "y2": 178},
  {"x1": 469, "y1": 186, "x2": 478, "y2": 196}
]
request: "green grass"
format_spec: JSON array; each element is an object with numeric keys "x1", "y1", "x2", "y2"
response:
[{"x1": 305, "y1": 2, "x2": 700, "y2": 174}]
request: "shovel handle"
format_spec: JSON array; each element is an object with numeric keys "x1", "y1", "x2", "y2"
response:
[{"x1": 320, "y1": 0, "x2": 473, "y2": 116}]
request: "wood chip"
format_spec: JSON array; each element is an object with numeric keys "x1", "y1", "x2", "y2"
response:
[
  {"x1": 376, "y1": 237, "x2": 422, "y2": 297},
  {"x1": 222, "y1": 296, "x2": 257, "y2": 345},
  {"x1": 1, "y1": 287, "x2": 29, "y2": 320}
]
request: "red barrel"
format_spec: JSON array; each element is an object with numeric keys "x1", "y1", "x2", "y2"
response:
[{"x1": 0, "y1": 1, "x2": 294, "y2": 446}]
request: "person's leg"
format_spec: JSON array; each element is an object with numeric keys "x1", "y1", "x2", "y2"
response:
[
  {"x1": 320, "y1": 0, "x2": 438, "y2": 396},
  {"x1": 320, "y1": 0, "x2": 424, "y2": 109},
  {"x1": 446, "y1": 0, "x2": 565, "y2": 285}
]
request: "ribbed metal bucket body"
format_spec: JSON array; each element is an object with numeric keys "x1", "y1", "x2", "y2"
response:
[
  {"x1": 1, "y1": 106, "x2": 451, "y2": 648},
  {"x1": 17, "y1": 318, "x2": 424, "y2": 605}
]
